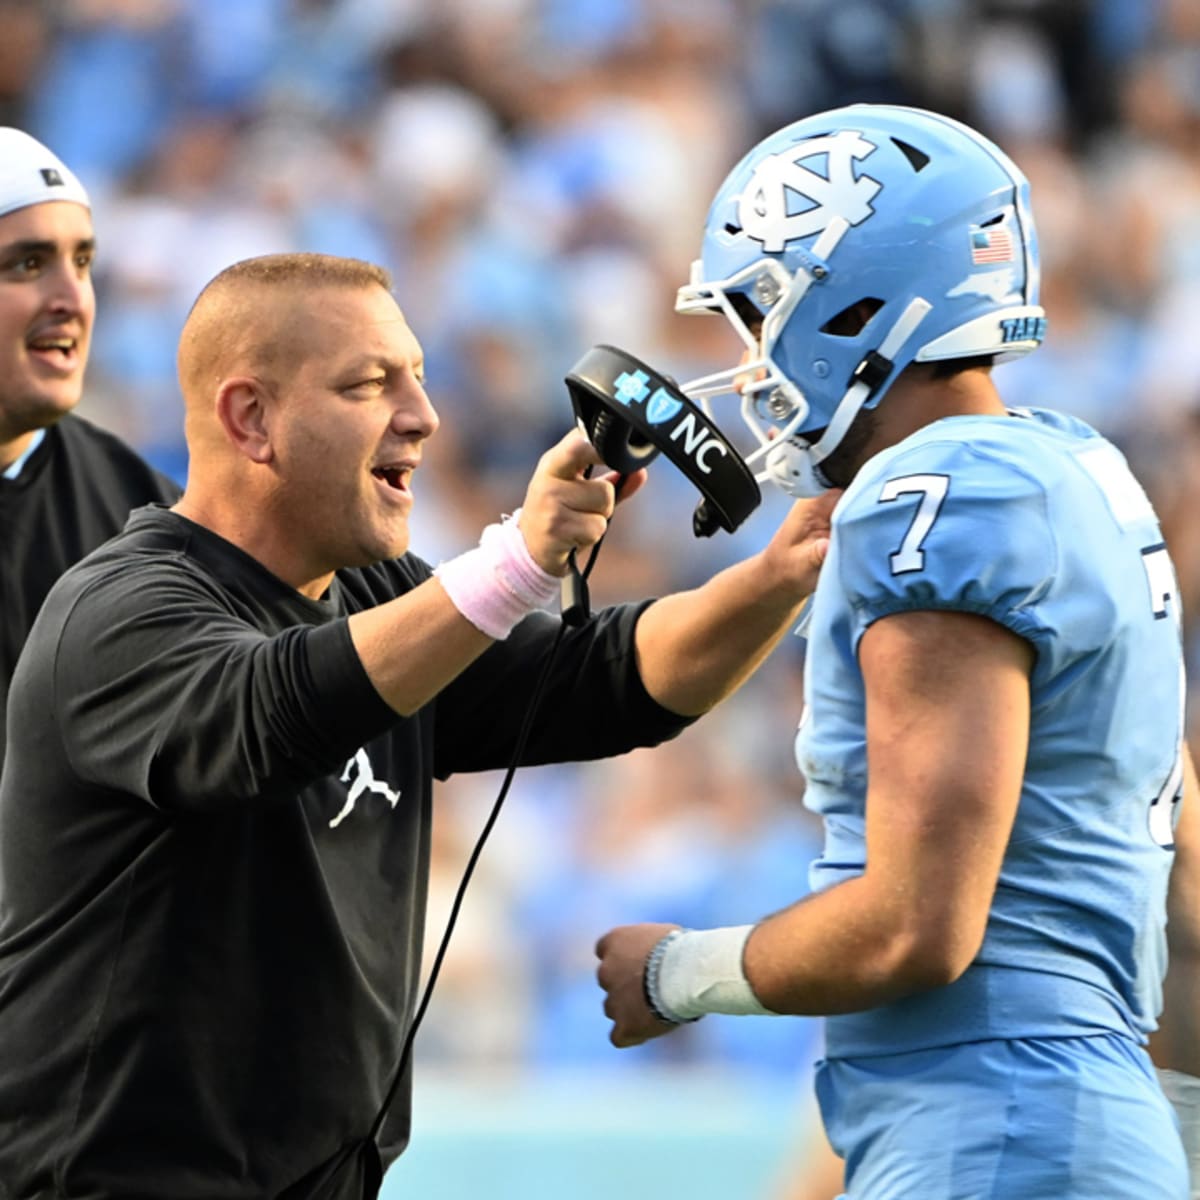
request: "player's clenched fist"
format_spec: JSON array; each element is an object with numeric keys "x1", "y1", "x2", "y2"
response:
[{"x1": 595, "y1": 922, "x2": 682, "y2": 1048}]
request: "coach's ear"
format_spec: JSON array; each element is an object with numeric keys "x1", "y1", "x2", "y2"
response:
[{"x1": 215, "y1": 376, "x2": 275, "y2": 464}]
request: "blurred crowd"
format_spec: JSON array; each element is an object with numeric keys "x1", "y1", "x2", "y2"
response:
[{"x1": 7, "y1": 0, "x2": 1200, "y2": 1081}]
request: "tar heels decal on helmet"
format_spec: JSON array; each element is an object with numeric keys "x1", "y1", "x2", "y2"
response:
[
  {"x1": 1000, "y1": 314, "x2": 1047, "y2": 344},
  {"x1": 738, "y1": 130, "x2": 882, "y2": 252}
]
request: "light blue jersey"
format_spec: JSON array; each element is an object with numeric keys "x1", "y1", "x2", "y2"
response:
[
  {"x1": 817, "y1": 1034, "x2": 1188, "y2": 1199},
  {"x1": 797, "y1": 407, "x2": 1186, "y2": 1059}
]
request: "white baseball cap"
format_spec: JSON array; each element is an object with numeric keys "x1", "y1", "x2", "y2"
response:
[{"x1": 0, "y1": 127, "x2": 89, "y2": 219}]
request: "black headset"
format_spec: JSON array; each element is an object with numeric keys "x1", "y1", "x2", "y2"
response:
[{"x1": 565, "y1": 344, "x2": 761, "y2": 538}]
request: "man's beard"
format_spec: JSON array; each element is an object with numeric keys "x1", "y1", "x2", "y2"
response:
[{"x1": 814, "y1": 405, "x2": 879, "y2": 489}]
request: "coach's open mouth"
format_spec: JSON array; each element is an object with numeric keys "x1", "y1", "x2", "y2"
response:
[{"x1": 371, "y1": 464, "x2": 412, "y2": 492}]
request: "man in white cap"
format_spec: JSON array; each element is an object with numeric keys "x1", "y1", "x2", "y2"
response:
[{"x1": 0, "y1": 127, "x2": 179, "y2": 765}]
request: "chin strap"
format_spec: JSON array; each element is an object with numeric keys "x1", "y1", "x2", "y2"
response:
[{"x1": 803, "y1": 296, "x2": 934, "y2": 468}]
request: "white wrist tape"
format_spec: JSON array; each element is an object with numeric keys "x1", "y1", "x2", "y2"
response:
[
  {"x1": 650, "y1": 925, "x2": 775, "y2": 1022},
  {"x1": 1159, "y1": 1069, "x2": 1200, "y2": 1197},
  {"x1": 433, "y1": 509, "x2": 560, "y2": 640}
]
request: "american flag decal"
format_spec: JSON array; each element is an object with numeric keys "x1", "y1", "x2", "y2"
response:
[{"x1": 970, "y1": 223, "x2": 1015, "y2": 265}]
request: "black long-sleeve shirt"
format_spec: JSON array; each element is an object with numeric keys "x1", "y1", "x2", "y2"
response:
[
  {"x1": 0, "y1": 412, "x2": 180, "y2": 766},
  {"x1": 0, "y1": 507, "x2": 690, "y2": 1198}
]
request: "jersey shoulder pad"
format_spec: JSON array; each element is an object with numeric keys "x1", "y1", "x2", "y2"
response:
[{"x1": 833, "y1": 423, "x2": 1056, "y2": 633}]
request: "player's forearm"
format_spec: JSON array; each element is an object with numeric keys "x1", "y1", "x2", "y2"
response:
[
  {"x1": 743, "y1": 874, "x2": 964, "y2": 1014},
  {"x1": 633, "y1": 553, "x2": 806, "y2": 716},
  {"x1": 651, "y1": 874, "x2": 960, "y2": 1023}
]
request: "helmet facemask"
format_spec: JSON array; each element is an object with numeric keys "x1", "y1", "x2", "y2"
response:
[{"x1": 677, "y1": 254, "x2": 821, "y2": 493}]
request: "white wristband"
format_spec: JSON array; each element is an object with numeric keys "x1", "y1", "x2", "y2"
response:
[
  {"x1": 650, "y1": 924, "x2": 775, "y2": 1022},
  {"x1": 1159, "y1": 1069, "x2": 1200, "y2": 1197},
  {"x1": 433, "y1": 509, "x2": 560, "y2": 640}
]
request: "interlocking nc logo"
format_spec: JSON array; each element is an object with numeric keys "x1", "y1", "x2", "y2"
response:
[{"x1": 739, "y1": 130, "x2": 882, "y2": 251}]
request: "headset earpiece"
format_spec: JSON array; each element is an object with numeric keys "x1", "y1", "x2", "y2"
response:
[{"x1": 588, "y1": 407, "x2": 660, "y2": 476}]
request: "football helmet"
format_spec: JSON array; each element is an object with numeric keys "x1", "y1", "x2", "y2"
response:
[{"x1": 676, "y1": 104, "x2": 1046, "y2": 496}]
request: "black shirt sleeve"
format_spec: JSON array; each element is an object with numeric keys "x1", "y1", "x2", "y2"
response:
[
  {"x1": 432, "y1": 602, "x2": 694, "y2": 778},
  {"x1": 49, "y1": 563, "x2": 398, "y2": 810},
  {"x1": 0, "y1": 415, "x2": 182, "y2": 767}
]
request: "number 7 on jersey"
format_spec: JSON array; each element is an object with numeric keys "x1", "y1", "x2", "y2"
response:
[{"x1": 878, "y1": 473, "x2": 950, "y2": 575}]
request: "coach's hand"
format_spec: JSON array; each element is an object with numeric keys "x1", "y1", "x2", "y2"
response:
[
  {"x1": 517, "y1": 430, "x2": 646, "y2": 576},
  {"x1": 758, "y1": 488, "x2": 842, "y2": 601},
  {"x1": 595, "y1": 921, "x2": 684, "y2": 1048}
]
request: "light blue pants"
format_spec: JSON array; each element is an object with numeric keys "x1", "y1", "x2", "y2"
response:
[{"x1": 815, "y1": 1034, "x2": 1188, "y2": 1199}]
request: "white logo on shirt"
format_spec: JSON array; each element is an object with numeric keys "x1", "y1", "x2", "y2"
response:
[{"x1": 330, "y1": 748, "x2": 401, "y2": 828}]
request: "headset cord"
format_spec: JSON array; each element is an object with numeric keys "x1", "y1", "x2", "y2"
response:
[{"x1": 363, "y1": 477, "x2": 626, "y2": 1154}]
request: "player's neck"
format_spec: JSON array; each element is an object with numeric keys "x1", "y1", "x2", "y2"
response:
[{"x1": 872, "y1": 367, "x2": 1005, "y2": 455}]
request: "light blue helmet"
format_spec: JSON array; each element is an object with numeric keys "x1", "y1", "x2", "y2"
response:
[{"x1": 676, "y1": 104, "x2": 1045, "y2": 496}]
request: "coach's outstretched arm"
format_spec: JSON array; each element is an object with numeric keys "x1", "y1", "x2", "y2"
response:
[
  {"x1": 350, "y1": 431, "x2": 634, "y2": 716},
  {"x1": 352, "y1": 430, "x2": 837, "y2": 720},
  {"x1": 632, "y1": 489, "x2": 839, "y2": 717}
]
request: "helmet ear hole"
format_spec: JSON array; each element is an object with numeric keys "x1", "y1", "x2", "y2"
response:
[{"x1": 821, "y1": 297, "x2": 884, "y2": 337}]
